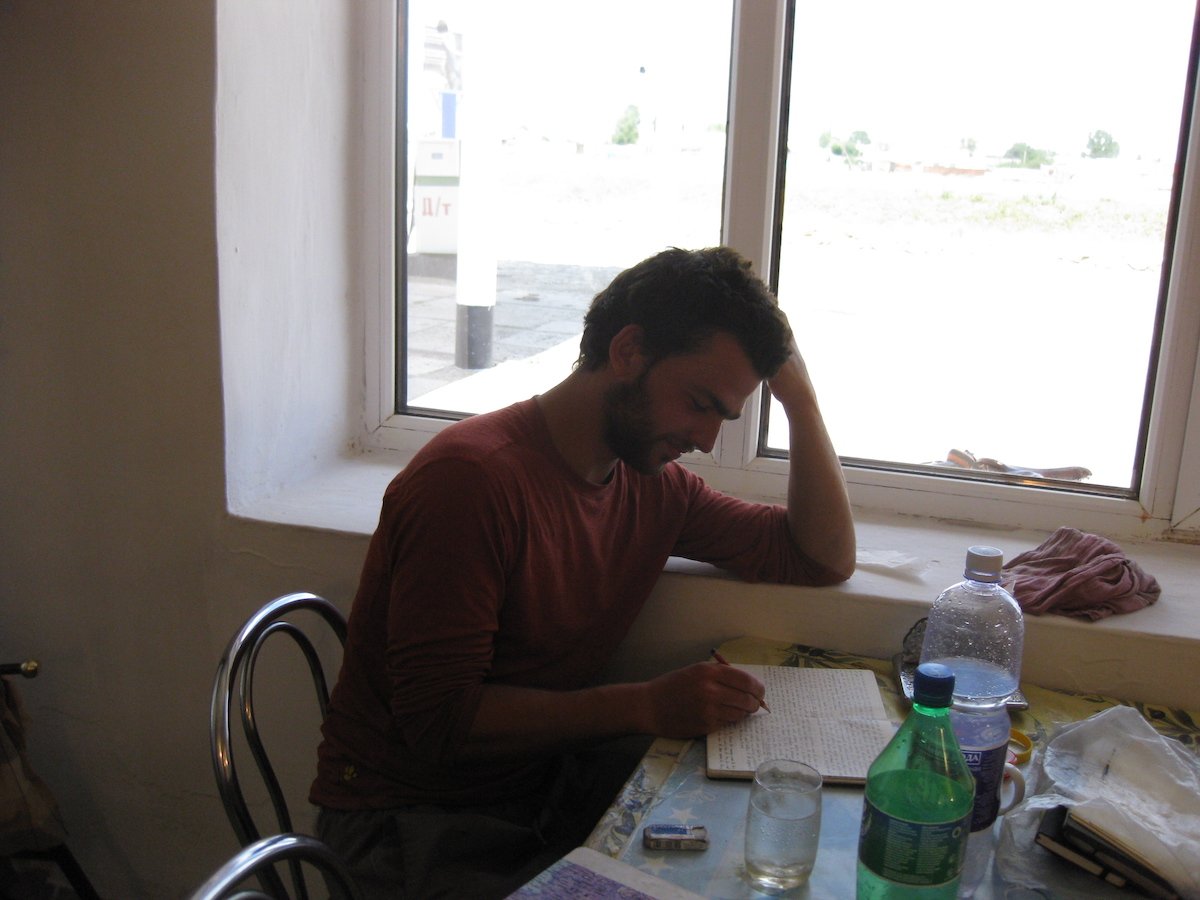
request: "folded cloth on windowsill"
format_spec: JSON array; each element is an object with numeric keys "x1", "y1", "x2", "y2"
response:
[{"x1": 1002, "y1": 526, "x2": 1161, "y2": 620}]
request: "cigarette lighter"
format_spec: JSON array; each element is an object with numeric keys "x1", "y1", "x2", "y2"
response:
[{"x1": 642, "y1": 823, "x2": 709, "y2": 851}]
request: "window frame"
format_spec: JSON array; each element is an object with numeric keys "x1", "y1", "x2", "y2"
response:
[{"x1": 365, "y1": 0, "x2": 1200, "y2": 541}]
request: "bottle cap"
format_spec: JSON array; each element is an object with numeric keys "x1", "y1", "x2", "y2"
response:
[
  {"x1": 964, "y1": 546, "x2": 1003, "y2": 583},
  {"x1": 913, "y1": 662, "x2": 956, "y2": 707}
]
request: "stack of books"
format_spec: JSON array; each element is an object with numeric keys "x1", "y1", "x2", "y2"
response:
[{"x1": 1035, "y1": 805, "x2": 1180, "y2": 899}]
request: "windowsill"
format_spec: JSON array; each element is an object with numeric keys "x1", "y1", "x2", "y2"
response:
[
  {"x1": 232, "y1": 450, "x2": 1200, "y2": 711},
  {"x1": 231, "y1": 450, "x2": 407, "y2": 535}
]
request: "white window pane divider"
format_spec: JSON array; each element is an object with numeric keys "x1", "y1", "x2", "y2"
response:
[
  {"x1": 1161, "y1": 68, "x2": 1200, "y2": 534},
  {"x1": 709, "y1": 0, "x2": 786, "y2": 476},
  {"x1": 364, "y1": 0, "x2": 399, "y2": 439}
]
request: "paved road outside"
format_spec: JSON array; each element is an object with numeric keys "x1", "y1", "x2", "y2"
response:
[{"x1": 405, "y1": 258, "x2": 619, "y2": 410}]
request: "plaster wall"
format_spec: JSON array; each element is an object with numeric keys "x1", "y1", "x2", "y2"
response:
[{"x1": 1, "y1": 3, "x2": 368, "y2": 896}]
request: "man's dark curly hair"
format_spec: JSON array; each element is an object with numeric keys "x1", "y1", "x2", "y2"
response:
[{"x1": 576, "y1": 246, "x2": 792, "y2": 377}]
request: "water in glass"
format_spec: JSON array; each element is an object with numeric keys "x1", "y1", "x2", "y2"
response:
[{"x1": 744, "y1": 759, "x2": 822, "y2": 893}]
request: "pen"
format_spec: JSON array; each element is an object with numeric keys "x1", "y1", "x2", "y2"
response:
[{"x1": 710, "y1": 648, "x2": 771, "y2": 713}]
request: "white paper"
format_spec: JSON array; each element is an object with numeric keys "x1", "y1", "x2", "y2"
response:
[{"x1": 706, "y1": 666, "x2": 895, "y2": 783}]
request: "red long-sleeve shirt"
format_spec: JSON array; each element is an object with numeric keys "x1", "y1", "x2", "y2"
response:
[{"x1": 310, "y1": 398, "x2": 833, "y2": 809}]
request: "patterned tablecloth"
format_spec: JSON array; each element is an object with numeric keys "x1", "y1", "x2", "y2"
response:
[{"x1": 584, "y1": 637, "x2": 1200, "y2": 897}]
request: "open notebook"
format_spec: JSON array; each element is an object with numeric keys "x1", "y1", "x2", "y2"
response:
[{"x1": 706, "y1": 665, "x2": 895, "y2": 784}]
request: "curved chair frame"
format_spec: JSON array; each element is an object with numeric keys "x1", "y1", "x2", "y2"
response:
[
  {"x1": 210, "y1": 592, "x2": 348, "y2": 899},
  {"x1": 187, "y1": 832, "x2": 363, "y2": 900}
]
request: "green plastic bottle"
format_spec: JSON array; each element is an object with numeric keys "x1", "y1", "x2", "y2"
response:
[{"x1": 856, "y1": 662, "x2": 975, "y2": 898}]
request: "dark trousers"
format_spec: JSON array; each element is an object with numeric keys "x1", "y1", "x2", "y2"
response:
[{"x1": 317, "y1": 735, "x2": 651, "y2": 899}]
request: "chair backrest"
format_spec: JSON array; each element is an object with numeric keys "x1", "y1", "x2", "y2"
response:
[
  {"x1": 210, "y1": 592, "x2": 347, "y2": 899},
  {"x1": 187, "y1": 832, "x2": 362, "y2": 900}
]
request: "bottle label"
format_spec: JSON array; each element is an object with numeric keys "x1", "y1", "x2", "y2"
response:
[
  {"x1": 858, "y1": 797, "x2": 971, "y2": 886},
  {"x1": 960, "y1": 741, "x2": 1007, "y2": 830}
]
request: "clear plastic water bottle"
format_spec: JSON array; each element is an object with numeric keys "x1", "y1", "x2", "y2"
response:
[
  {"x1": 958, "y1": 828, "x2": 996, "y2": 898},
  {"x1": 950, "y1": 705, "x2": 1011, "y2": 897},
  {"x1": 857, "y1": 663, "x2": 975, "y2": 898},
  {"x1": 949, "y1": 705, "x2": 1013, "y2": 832},
  {"x1": 921, "y1": 546, "x2": 1025, "y2": 896},
  {"x1": 919, "y1": 546, "x2": 1024, "y2": 710}
]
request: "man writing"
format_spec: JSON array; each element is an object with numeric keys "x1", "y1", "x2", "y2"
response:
[{"x1": 310, "y1": 246, "x2": 855, "y2": 897}]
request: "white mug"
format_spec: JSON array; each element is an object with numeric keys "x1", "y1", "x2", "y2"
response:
[{"x1": 997, "y1": 761, "x2": 1026, "y2": 816}]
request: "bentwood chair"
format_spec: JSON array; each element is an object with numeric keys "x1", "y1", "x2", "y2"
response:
[
  {"x1": 187, "y1": 832, "x2": 362, "y2": 900},
  {"x1": 210, "y1": 592, "x2": 348, "y2": 899}
]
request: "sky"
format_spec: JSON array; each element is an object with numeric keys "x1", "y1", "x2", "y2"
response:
[
  {"x1": 410, "y1": 0, "x2": 734, "y2": 144},
  {"x1": 411, "y1": 0, "x2": 1195, "y2": 162},
  {"x1": 789, "y1": 1, "x2": 1196, "y2": 162}
]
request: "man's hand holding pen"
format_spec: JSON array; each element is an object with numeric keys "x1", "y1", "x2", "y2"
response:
[{"x1": 637, "y1": 656, "x2": 769, "y2": 739}]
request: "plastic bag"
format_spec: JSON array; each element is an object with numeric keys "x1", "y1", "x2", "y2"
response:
[{"x1": 996, "y1": 704, "x2": 1200, "y2": 899}]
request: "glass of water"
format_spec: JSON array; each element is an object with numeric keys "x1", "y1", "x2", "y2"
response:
[{"x1": 744, "y1": 759, "x2": 823, "y2": 893}]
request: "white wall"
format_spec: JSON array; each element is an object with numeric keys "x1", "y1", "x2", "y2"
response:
[
  {"x1": 1, "y1": 3, "x2": 368, "y2": 896},
  {"x1": 217, "y1": 0, "x2": 364, "y2": 512}
]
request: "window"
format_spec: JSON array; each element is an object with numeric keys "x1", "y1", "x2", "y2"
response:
[
  {"x1": 767, "y1": 0, "x2": 1196, "y2": 498},
  {"x1": 397, "y1": 0, "x2": 733, "y2": 415},
  {"x1": 371, "y1": 1, "x2": 1200, "y2": 539}
]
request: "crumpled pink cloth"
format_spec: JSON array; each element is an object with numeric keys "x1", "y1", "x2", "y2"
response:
[{"x1": 1002, "y1": 526, "x2": 1161, "y2": 620}]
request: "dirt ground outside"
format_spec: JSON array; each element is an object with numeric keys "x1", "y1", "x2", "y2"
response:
[{"x1": 409, "y1": 141, "x2": 1171, "y2": 489}]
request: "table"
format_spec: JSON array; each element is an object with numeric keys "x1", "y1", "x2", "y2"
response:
[{"x1": 584, "y1": 638, "x2": 1200, "y2": 898}]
